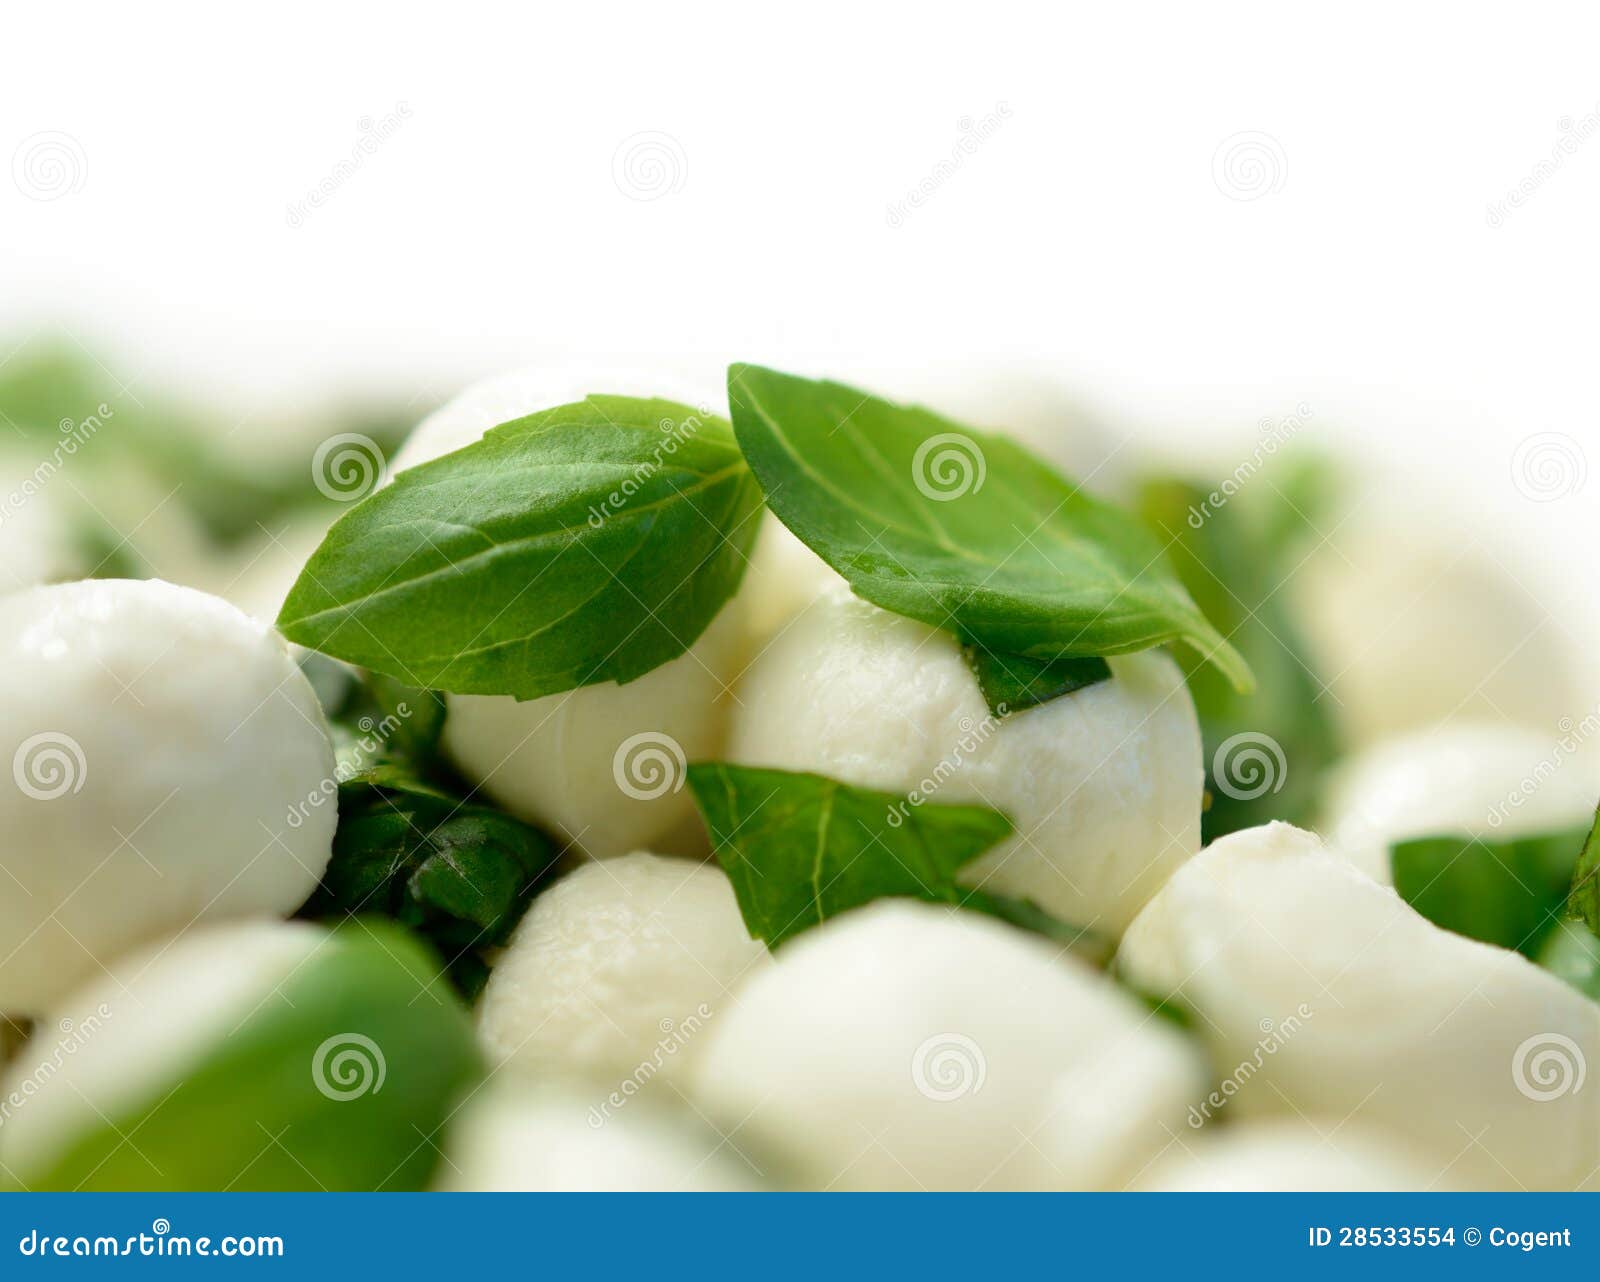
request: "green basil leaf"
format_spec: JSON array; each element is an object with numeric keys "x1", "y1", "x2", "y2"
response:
[
  {"x1": 960, "y1": 642, "x2": 1111, "y2": 716},
  {"x1": 1392, "y1": 826, "x2": 1588, "y2": 957},
  {"x1": 300, "y1": 776, "x2": 558, "y2": 997},
  {"x1": 727, "y1": 364, "x2": 1250, "y2": 690},
  {"x1": 1566, "y1": 801, "x2": 1600, "y2": 935},
  {"x1": 8, "y1": 922, "x2": 480, "y2": 1192},
  {"x1": 1536, "y1": 918, "x2": 1600, "y2": 1001},
  {"x1": 279, "y1": 396, "x2": 764, "y2": 699},
  {"x1": 1136, "y1": 470, "x2": 1341, "y2": 841},
  {"x1": 686, "y1": 762, "x2": 1090, "y2": 951}
]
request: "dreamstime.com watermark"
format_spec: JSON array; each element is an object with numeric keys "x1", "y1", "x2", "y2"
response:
[
  {"x1": 0, "y1": 1005, "x2": 112, "y2": 1128},
  {"x1": 1187, "y1": 1004, "x2": 1314, "y2": 1127},
  {"x1": 286, "y1": 103, "x2": 412, "y2": 228},
  {"x1": 612, "y1": 131, "x2": 688, "y2": 202},
  {"x1": 284, "y1": 704, "x2": 414, "y2": 828},
  {"x1": 587, "y1": 1005, "x2": 713, "y2": 1128},
  {"x1": 1487, "y1": 705, "x2": 1600, "y2": 829},
  {"x1": 12, "y1": 731, "x2": 88, "y2": 801},
  {"x1": 612, "y1": 731, "x2": 687, "y2": 802},
  {"x1": 1512, "y1": 1032, "x2": 1586, "y2": 1102},
  {"x1": 1184, "y1": 404, "x2": 1312, "y2": 528},
  {"x1": 1486, "y1": 104, "x2": 1600, "y2": 227},
  {"x1": 311, "y1": 1032, "x2": 386, "y2": 1102},
  {"x1": 0, "y1": 404, "x2": 113, "y2": 529},
  {"x1": 911, "y1": 432, "x2": 987, "y2": 502},
  {"x1": 311, "y1": 432, "x2": 387, "y2": 502},
  {"x1": 17, "y1": 1220, "x2": 283, "y2": 1259},
  {"x1": 886, "y1": 104, "x2": 1012, "y2": 228},
  {"x1": 886, "y1": 710, "x2": 1006, "y2": 828},
  {"x1": 587, "y1": 408, "x2": 714, "y2": 527},
  {"x1": 1210, "y1": 731, "x2": 1288, "y2": 802},
  {"x1": 911, "y1": 1032, "x2": 987, "y2": 1101},
  {"x1": 1212, "y1": 131, "x2": 1287, "y2": 202}
]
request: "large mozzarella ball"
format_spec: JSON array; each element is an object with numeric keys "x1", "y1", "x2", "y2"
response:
[
  {"x1": 438, "y1": 1085, "x2": 761, "y2": 1192},
  {"x1": 477, "y1": 852, "x2": 768, "y2": 1086},
  {"x1": 1292, "y1": 499, "x2": 1586, "y2": 747},
  {"x1": 0, "y1": 579, "x2": 336, "y2": 1014},
  {"x1": 1117, "y1": 821, "x2": 1600, "y2": 1191},
  {"x1": 392, "y1": 363, "x2": 745, "y2": 858},
  {"x1": 728, "y1": 584, "x2": 1203, "y2": 935},
  {"x1": 1321, "y1": 723, "x2": 1600, "y2": 884},
  {"x1": 0, "y1": 919, "x2": 479, "y2": 1191},
  {"x1": 735, "y1": 513, "x2": 843, "y2": 651},
  {"x1": 692, "y1": 900, "x2": 1203, "y2": 1191},
  {"x1": 1136, "y1": 1121, "x2": 1446, "y2": 1192}
]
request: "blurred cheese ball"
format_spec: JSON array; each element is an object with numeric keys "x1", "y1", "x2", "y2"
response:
[
  {"x1": 203, "y1": 510, "x2": 338, "y2": 624},
  {"x1": 0, "y1": 919, "x2": 479, "y2": 1191},
  {"x1": 0, "y1": 450, "x2": 211, "y2": 594},
  {"x1": 1292, "y1": 498, "x2": 1585, "y2": 747},
  {"x1": 735, "y1": 513, "x2": 843, "y2": 651},
  {"x1": 1136, "y1": 1121, "x2": 1445, "y2": 1192},
  {"x1": 438, "y1": 1085, "x2": 761, "y2": 1192},
  {"x1": 1117, "y1": 821, "x2": 1600, "y2": 1190},
  {"x1": 477, "y1": 852, "x2": 767, "y2": 1085},
  {"x1": 728, "y1": 584, "x2": 1203, "y2": 934},
  {"x1": 1321, "y1": 723, "x2": 1600, "y2": 884},
  {"x1": 390, "y1": 363, "x2": 745, "y2": 858},
  {"x1": 692, "y1": 900, "x2": 1203, "y2": 1191},
  {"x1": 0, "y1": 579, "x2": 336, "y2": 1015}
]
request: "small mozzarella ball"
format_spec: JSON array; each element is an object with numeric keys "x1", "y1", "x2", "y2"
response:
[
  {"x1": 735, "y1": 513, "x2": 844, "y2": 650},
  {"x1": 1292, "y1": 501, "x2": 1585, "y2": 747},
  {"x1": 728, "y1": 585, "x2": 1203, "y2": 935},
  {"x1": 438, "y1": 1084, "x2": 761, "y2": 1192},
  {"x1": 0, "y1": 579, "x2": 336, "y2": 1014},
  {"x1": 393, "y1": 363, "x2": 744, "y2": 858},
  {"x1": 1117, "y1": 822, "x2": 1600, "y2": 1191},
  {"x1": 1136, "y1": 1121, "x2": 1446, "y2": 1192},
  {"x1": 204, "y1": 510, "x2": 337, "y2": 624},
  {"x1": 477, "y1": 852, "x2": 768, "y2": 1086},
  {"x1": 1321, "y1": 723, "x2": 1600, "y2": 884},
  {"x1": 0, "y1": 919, "x2": 478, "y2": 1191},
  {"x1": 692, "y1": 900, "x2": 1204, "y2": 1191}
]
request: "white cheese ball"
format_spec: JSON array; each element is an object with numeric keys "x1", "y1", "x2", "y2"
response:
[
  {"x1": 728, "y1": 584, "x2": 1203, "y2": 935},
  {"x1": 476, "y1": 852, "x2": 768, "y2": 1086},
  {"x1": 0, "y1": 579, "x2": 336, "y2": 1014},
  {"x1": 1321, "y1": 723, "x2": 1600, "y2": 884},
  {"x1": 735, "y1": 513, "x2": 844, "y2": 651},
  {"x1": 1136, "y1": 1121, "x2": 1446, "y2": 1192},
  {"x1": 692, "y1": 900, "x2": 1204, "y2": 1191},
  {"x1": 438, "y1": 1085, "x2": 762, "y2": 1192},
  {"x1": 392, "y1": 363, "x2": 745, "y2": 858},
  {"x1": 1117, "y1": 821, "x2": 1600, "y2": 1191},
  {"x1": 1292, "y1": 500, "x2": 1585, "y2": 747}
]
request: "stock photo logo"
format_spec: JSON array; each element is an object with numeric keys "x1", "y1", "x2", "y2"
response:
[
  {"x1": 12, "y1": 731, "x2": 87, "y2": 801},
  {"x1": 12, "y1": 131, "x2": 87, "y2": 201},
  {"x1": 612, "y1": 731, "x2": 687, "y2": 800},
  {"x1": 1510, "y1": 431, "x2": 1586, "y2": 502},
  {"x1": 312, "y1": 432, "x2": 388, "y2": 501},
  {"x1": 1512, "y1": 1033, "x2": 1586, "y2": 1102},
  {"x1": 1211, "y1": 731, "x2": 1287, "y2": 802},
  {"x1": 1211, "y1": 131, "x2": 1288, "y2": 202},
  {"x1": 912, "y1": 432, "x2": 986, "y2": 501},
  {"x1": 312, "y1": 1032, "x2": 388, "y2": 1102},
  {"x1": 911, "y1": 1033, "x2": 988, "y2": 1102},
  {"x1": 612, "y1": 131, "x2": 688, "y2": 202}
]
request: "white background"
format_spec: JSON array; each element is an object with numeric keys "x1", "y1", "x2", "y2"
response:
[{"x1": 4, "y1": 1, "x2": 1598, "y2": 595}]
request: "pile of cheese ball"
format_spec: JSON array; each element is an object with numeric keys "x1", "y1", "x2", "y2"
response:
[{"x1": 2, "y1": 362, "x2": 1595, "y2": 1193}]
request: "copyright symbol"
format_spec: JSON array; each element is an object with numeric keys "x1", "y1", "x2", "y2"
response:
[{"x1": 1465, "y1": 1227, "x2": 1481, "y2": 1246}]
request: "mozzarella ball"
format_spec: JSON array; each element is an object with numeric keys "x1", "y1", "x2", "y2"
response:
[
  {"x1": 204, "y1": 510, "x2": 337, "y2": 624},
  {"x1": 1321, "y1": 723, "x2": 1600, "y2": 884},
  {"x1": 1136, "y1": 1121, "x2": 1446, "y2": 1192},
  {"x1": 1292, "y1": 501, "x2": 1586, "y2": 747},
  {"x1": 692, "y1": 900, "x2": 1203, "y2": 1191},
  {"x1": 392, "y1": 363, "x2": 745, "y2": 858},
  {"x1": 1117, "y1": 822, "x2": 1600, "y2": 1191},
  {"x1": 735, "y1": 513, "x2": 844, "y2": 651},
  {"x1": 0, "y1": 919, "x2": 479, "y2": 1191},
  {"x1": 438, "y1": 1084, "x2": 761, "y2": 1192},
  {"x1": 477, "y1": 852, "x2": 768, "y2": 1086},
  {"x1": 728, "y1": 584, "x2": 1203, "y2": 935},
  {"x1": 0, "y1": 579, "x2": 336, "y2": 1014}
]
